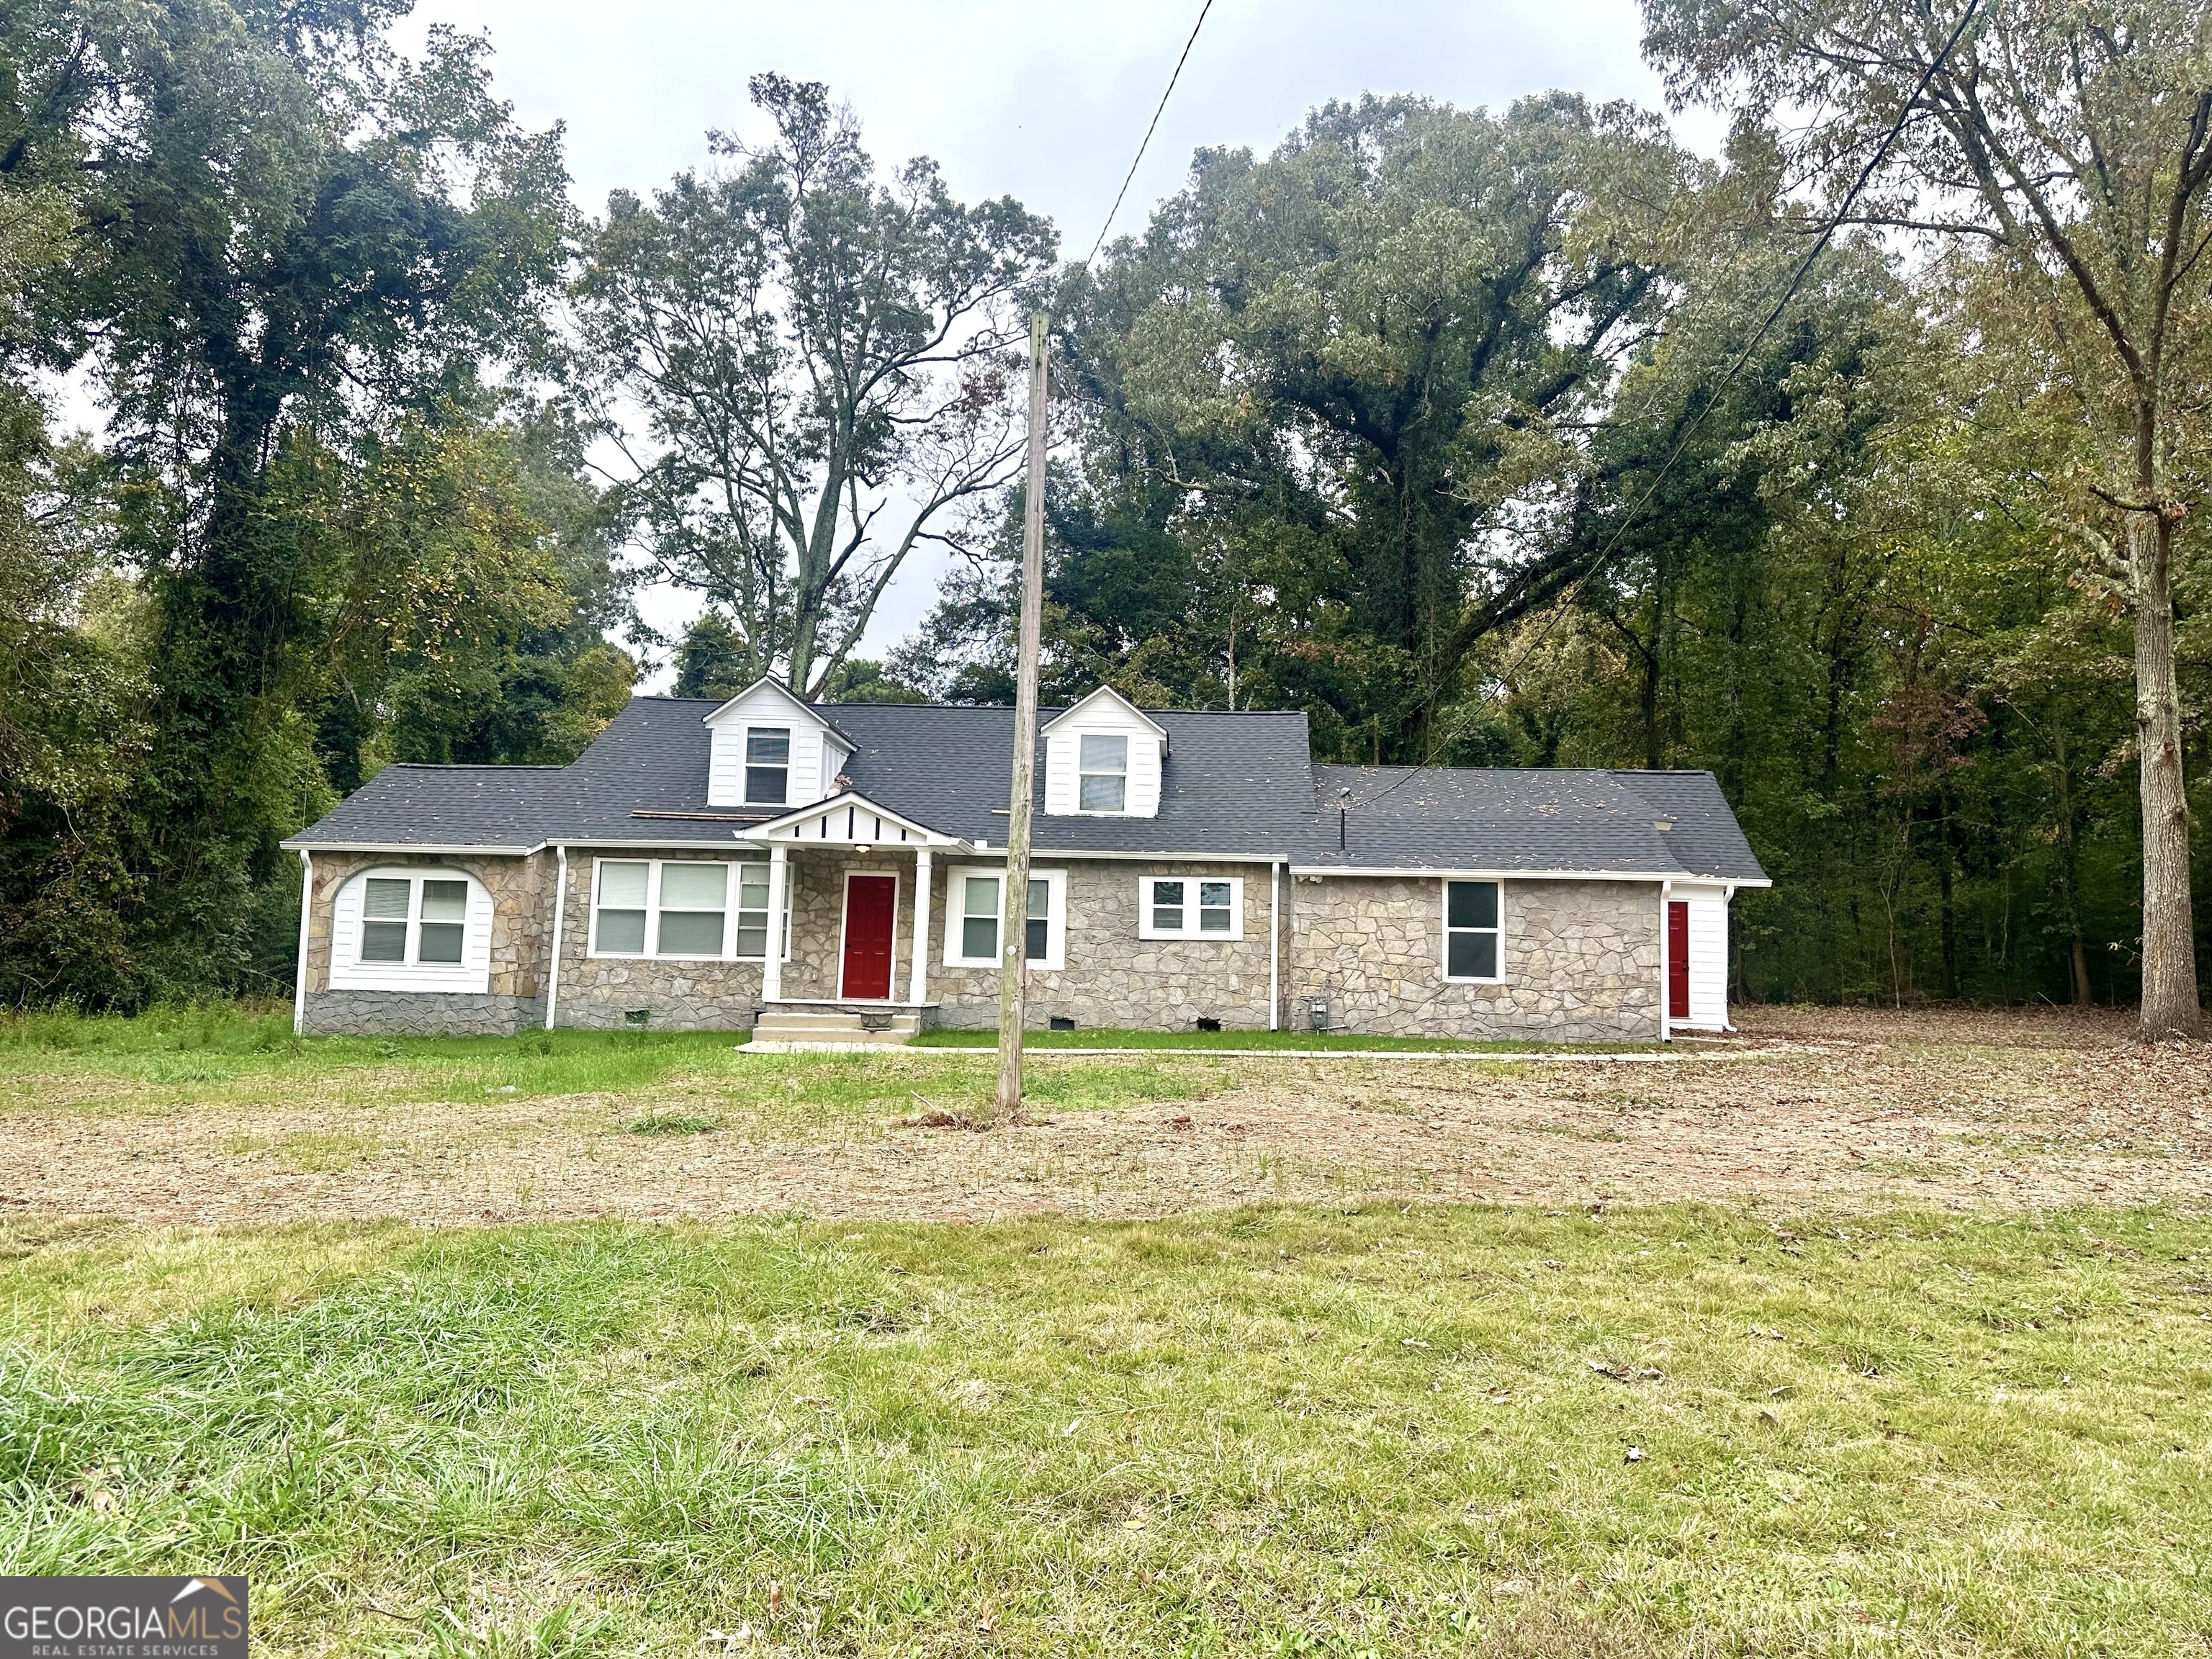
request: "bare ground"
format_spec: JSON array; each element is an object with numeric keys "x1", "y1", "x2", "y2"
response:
[{"x1": 7, "y1": 1005, "x2": 2209, "y2": 1225}]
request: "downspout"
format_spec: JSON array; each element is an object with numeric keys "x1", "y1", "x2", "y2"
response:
[
  {"x1": 1658, "y1": 879, "x2": 1673, "y2": 1043},
  {"x1": 292, "y1": 849, "x2": 313, "y2": 1037},
  {"x1": 1268, "y1": 858, "x2": 1282, "y2": 1031},
  {"x1": 545, "y1": 845, "x2": 567, "y2": 1031},
  {"x1": 1722, "y1": 882, "x2": 1737, "y2": 1032}
]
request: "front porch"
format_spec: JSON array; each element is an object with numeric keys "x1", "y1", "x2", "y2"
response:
[{"x1": 746, "y1": 791, "x2": 976, "y2": 1044}]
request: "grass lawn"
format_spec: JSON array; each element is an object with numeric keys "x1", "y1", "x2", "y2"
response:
[
  {"x1": 0, "y1": 1002, "x2": 1237, "y2": 1130},
  {"x1": 909, "y1": 1028, "x2": 1663, "y2": 1054},
  {"x1": 4, "y1": 1201, "x2": 2206, "y2": 1657}
]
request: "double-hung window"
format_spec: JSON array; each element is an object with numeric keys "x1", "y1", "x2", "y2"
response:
[
  {"x1": 945, "y1": 867, "x2": 1064, "y2": 968},
  {"x1": 655, "y1": 863, "x2": 727, "y2": 955},
  {"x1": 745, "y1": 727, "x2": 791, "y2": 805},
  {"x1": 1078, "y1": 734, "x2": 1128, "y2": 811},
  {"x1": 332, "y1": 868, "x2": 488, "y2": 992},
  {"x1": 1139, "y1": 876, "x2": 1242, "y2": 940},
  {"x1": 359, "y1": 874, "x2": 471, "y2": 965},
  {"x1": 1442, "y1": 880, "x2": 1502, "y2": 981},
  {"x1": 592, "y1": 859, "x2": 742, "y2": 959}
]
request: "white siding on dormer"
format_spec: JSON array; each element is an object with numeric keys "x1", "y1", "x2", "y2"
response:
[
  {"x1": 705, "y1": 684, "x2": 832, "y2": 810},
  {"x1": 819, "y1": 737, "x2": 850, "y2": 797},
  {"x1": 1041, "y1": 698, "x2": 1164, "y2": 818}
]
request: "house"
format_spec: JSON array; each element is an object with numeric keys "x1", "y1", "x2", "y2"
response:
[{"x1": 282, "y1": 679, "x2": 1768, "y2": 1045}]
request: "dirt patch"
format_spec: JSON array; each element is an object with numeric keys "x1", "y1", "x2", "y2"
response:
[{"x1": 5, "y1": 1007, "x2": 2208, "y2": 1224}]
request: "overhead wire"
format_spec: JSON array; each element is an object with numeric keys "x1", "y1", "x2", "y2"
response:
[
  {"x1": 1086, "y1": 0, "x2": 1216, "y2": 268},
  {"x1": 1350, "y1": 0, "x2": 1984, "y2": 812}
]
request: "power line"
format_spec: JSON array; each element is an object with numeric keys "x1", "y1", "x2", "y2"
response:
[
  {"x1": 1354, "y1": 0, "x2": 1984, "y2": 812},
  {"x1": 1087, "y1": 0, "x2": 1215, "y2": 267}
]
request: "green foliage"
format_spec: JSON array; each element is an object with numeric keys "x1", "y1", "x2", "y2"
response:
[{"x1": 0, "y1": 5, "x2": 634, "y2": 1007}]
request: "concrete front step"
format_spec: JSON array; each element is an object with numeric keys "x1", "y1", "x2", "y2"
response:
[{"x1": 747, "y1": 1006, "x2": 924, "y2": 1053}]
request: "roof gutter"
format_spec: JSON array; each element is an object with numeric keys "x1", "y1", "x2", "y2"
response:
[
  {"x1": 279, "y1": 839, "x2": 544, "y2": 855},
  {"x1": 1289, "y1": 865, "x2": 1771, "y2": 886}
]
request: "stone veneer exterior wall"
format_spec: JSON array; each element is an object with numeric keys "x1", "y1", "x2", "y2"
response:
[
  {"x1": 1285, "y1": 875, "x2": 1662, "y2": 1041},
  {"x1": 929, "y1": 858, "x2": 1279, "y2": 1031},
  {"x1": 297, "y1": 848, "x2": 557, "y2": 1036},
  {"x1": 547, "y1": 848, "x2": 1280, "y2": 1033},
  {"x1": 298, "y1": 844, "x2": 1660, "y2": 1042}
]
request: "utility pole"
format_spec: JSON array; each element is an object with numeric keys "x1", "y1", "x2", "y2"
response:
[{"x1": 996, "y1": 311, "x2": 1048, "y2": 1117}]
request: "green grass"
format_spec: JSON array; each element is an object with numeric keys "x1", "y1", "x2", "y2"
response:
[
  {"x1": 4, "y1": 1203, "x2": 2205, "y2": 1656},
  {"x1": 0, "y1": 1000, "x2": 1235, "y2": 1130},
  {"x1": 909, "y1": 1026, "x2": 1660, "y2": 1053}
]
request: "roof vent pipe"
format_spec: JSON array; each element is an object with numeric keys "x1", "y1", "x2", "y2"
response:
[{"x1": 1338, "y1": 786, "x2": 1352, "y2": 852}]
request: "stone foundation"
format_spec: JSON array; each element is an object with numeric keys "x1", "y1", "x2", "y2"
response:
[
  {"x1": 300, "y1": 989, "x2": 544, "y2": 1037},
  {"x1": 1287, "y1": 876, "x2": 1660, "y2": 1042}
]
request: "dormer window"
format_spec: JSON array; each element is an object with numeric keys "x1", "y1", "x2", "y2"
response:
[
  {"x1": 745, "y1": 727, "x2": 790, "y2": 804},
  {"x1": 1079, "y1": 734, "x2": 1128, "y2": 811},
  {"x1": 1041, "y1": 685, "x2": 1166, "y2": 819}
]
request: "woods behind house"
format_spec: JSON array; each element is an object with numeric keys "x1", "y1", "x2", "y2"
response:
[{"x1": 1, "y1": 1, "x2": 2206, "y2": 1020}]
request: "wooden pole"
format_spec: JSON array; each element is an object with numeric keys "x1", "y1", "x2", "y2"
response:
[{"x1": 996, "y1": 312, "x2": 1048, "y2": 1115}]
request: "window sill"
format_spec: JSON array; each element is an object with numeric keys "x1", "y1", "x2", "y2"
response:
[{"x1": 586, "y1": 953, "x2": 771, "y2": 963}]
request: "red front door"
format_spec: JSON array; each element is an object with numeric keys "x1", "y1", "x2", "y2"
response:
[
  {"x1": 841, "y1": 875, "x2": 897, "y2": 999},
  {"x1": 1667, "y1": 901, "x2": 1691, "y2": 1020}
]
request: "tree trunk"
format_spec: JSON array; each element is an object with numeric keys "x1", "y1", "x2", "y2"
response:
[{"x1": 2128, "y1": 506, "x2": 2203, "y2": 1038}]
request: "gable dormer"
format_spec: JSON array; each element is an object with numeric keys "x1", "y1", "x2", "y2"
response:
[
  {"x1": 1041, "y1": 686, "x2": 1168, "y2": 818},
  {"x1": 703, "y1": 678, "x2": 852, "y2": 811}
]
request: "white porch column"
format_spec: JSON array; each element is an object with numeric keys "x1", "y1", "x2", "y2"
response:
[
  {"x1": 910, "y1": 846, "x2": 933, "y2": 1004},
  {"x1": 763, "y1": 844, "x2": 788, "y2": 1003}
]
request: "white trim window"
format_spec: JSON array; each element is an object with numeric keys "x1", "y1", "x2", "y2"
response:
[
  {"x1": 1078, "y1": 733, "x2": 1128, "y2": 812},
  {"x1": 1139, "y1": 875, "x2": 1243, "y2": 940},
  {"x1": 943, "y1": 866, "x2": 1066, "y2": 969},
  {"x1": 1442, "y1": 879, "x2": 1503, "y2": 982},
  {"x1": 329, "y1": 867, "x2": 493, "y2": 992},
  {"x1": 745, "y1": 727, "x2": 791, "y2": 805},
  {"x1": 590, "y1": 858, "x2": 755, "y2": 960}
]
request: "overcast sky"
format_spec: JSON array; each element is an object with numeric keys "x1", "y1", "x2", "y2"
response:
[{"x1": 401, "y1": 0, "x2": 1717, "y2": 685}]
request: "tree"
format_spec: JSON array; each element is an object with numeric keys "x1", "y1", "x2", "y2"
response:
[
  {"x1": 12, "y1": 1, "x2": 572, "y2": 987},
  {"x1": 1051, "y1": 94, "x2": 1694, "y2": 753},
  {"x1": 576, "y1": 74, "x2": 1057, "y2": 697},
  {"x1": 1639, "y1": 0, "x2": 2209, "y2": 1035}
]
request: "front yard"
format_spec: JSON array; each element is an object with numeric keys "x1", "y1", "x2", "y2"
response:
[
  {"x1": 3, "y1": 1004, "x2": 2208, "y2": 1655},
  {"x1": 1, "y1": 1002, "x2": 2203, "y2": 1223}
]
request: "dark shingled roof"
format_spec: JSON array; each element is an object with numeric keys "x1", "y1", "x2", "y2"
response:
[
  {"x1": 282, "y1": 764, "x2": 571, "y2": 849},
  {"x1": 286, "y1": 696, "x2": 1766, "y2": 884},
  {"x1": 1309, "y1": 764, "x2": 1765, "y2": 881}
]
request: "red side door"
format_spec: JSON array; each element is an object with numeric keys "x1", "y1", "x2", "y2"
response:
[
  {"x1": 841, "y1": 875, "x2": 897, "y2": 1000},
  {"x1": 1667, "y1": 900, "x2": 1691, "y2": 1020}
]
